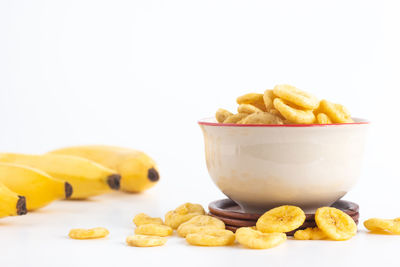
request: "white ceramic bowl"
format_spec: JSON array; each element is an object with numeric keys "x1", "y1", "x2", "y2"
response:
[{"x1": 199, "y1": 118, "x2": 369, "y2": 213}]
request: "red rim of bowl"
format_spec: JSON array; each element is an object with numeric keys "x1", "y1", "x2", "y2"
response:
[{"x1": 198, "y1": 117, "x2": 370, "y2": 127}]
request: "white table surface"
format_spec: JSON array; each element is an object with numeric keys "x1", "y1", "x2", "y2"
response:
[{"x1": 0, "y1": 163, "x2": 398, "y2": 267}]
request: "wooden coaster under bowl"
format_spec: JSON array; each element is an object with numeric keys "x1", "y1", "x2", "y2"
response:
[{"x1": 208, "y1": 199, "x2": 359, "y2": 235}]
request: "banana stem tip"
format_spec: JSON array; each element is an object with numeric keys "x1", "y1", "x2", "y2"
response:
[
  {"x1": 17, "y1": 196, "x2": 27, "y2": 215},
  {"x1": 65, "y1": 182, "x2": 73, "y2": 198},
  {"x1": 107, "y1": 174, "x2": 121, "y2": 190},
  {"x1": 147, "y1": 168, "x2": 159, "y2": 182}
]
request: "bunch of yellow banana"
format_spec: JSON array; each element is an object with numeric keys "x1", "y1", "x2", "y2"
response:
[
  {"x1": 0, "y1": 153, "x2": 121, "y2": 199},
  {"x1": 0, "y1": 145, "x2": 159, "y2": 219},
  {"x1": 49, "y1": 145, "x2": 159, "y2": 193}
]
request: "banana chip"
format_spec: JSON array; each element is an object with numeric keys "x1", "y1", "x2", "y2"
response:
[
  {"x1": 223, "y1": 113, "x2": 248, "y2": 124},
  {"x1": 273, "y1": 84, "x2": 319, "y2": 110},
  {"x1": 237, "y1": 104, "x2": 263, "y2": 114},
  {"x1": 215, "y1": 108, "x2": 233, "y2": 123},
  {"x1": 268, "y1": 109, "x2": 281, "y2": 117},
  {"x1": 165, "y1": 203, "x2": 205, "y2": 229},
  {"x1": 236, "y1": 93, "x2": 266, "y2": 111},
  {"x1": 126, "y1": 235, "x2": 167, "y2": 247},
  {"x1": 177, "y1": 215, "x2": 225, "y2": 237},
  {"x1": 263, "y1": 90, "x2": 276, "y2": 111},
  {"x1": 256, "y1": 205, "x2": 306, "y2": 233},
  {"x1": 283, "y1": 120, "x2": 295, "y2": 125},
  {"x1": 133, "y1": 213, "x2": 164, "y2": 226},
  {"x1": 69, "y1": 227, "x2": 109, "y2": 239},
  {"x1": 294, "y1": 227, "x2": 326, "y2": 240},
  {"x1": 185, "y1": 228, "x2": 235, "y2": 246},
  {"x1": 364, "y1": 218, "x2": 400, "y2": 235},
  {"x1": 315, "y1": 207, "x2": 357, "y2": 241},
  {"x1": 236, "y1": 118, "x2": 247, "y2": 124},
  {"x1": 135, "y1": 224, "x2": 173, "y2": 237},
  {"x1": 236, "y1": 227, "x2": 287, "y2": 249},
  {"x1": 240, "y1": 112, "x2": 284, "y2": 125},
  {"x1": 316, "y1": 113, "x2": 332, "y2": 124},
  {"x1": 175, "y1": 203, "x2": 204, "y2": 214},
  {"x1": 273, "y1": 98, "x2": 316, "y2": 124},
  {"x1": 319, "y1": 99, "x2": 353, "y2": 123}
]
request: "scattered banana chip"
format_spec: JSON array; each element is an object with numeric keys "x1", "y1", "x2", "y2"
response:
[
  {"x1": 263, "y1": 90, "x2": 276, "y2": 111},
  {"x1": 126, "y1": 235, "x2": 167, "y2": 247},
  {"x1": 177, "y1": 215, "x2": 225, "y2": 237},
  {"x1": 185, "y1": 228, "x2": 235, "y2": 246},
  {"x1": 215, "y1": 108, "x2": 233, "y2": 123},
  {"x1": 236, "y1": 227, "x2": 287, "y2": 249},
  {"x1": 240, "y1": 112, "x2": 284, "y2": 125},
  {"x1": 294, "y1": 227, "x2": 326, "y2": 240},
  {"x1": 256, "y1": 205, "x2": 306, "y2": 233},
  {"x1": 135, "y1": 224, "x2": 173, "y2": 237},
  {"x1": 273, "y1": 84, "x2": 319, "y2": 110},
  {"x1": 69, "y1": 227, "x2": 109, "y2": 239},
  {"x1": 319, "y1": 99, "x2": 353, "y2": 123},
  {"x1": 316, "y1": 113, "x2": 332, "y2": 124},
  {"x1": 179, "y1": 225, "x2": 218, "y2": 238},
  {"x1": 237, "y1": 104, "x2": 263, "y2": 114},
  {"x1": 236, "y1": 93, "x2": 266, "y2": 111},
  {"x1": 364, "y1": 218, "x2": 400, "y2": 235},
  {"x1": 165, "y1": 203, "x2": 205, "y2": 229},
  {"x1": 223, "y1": 113, "x2": 248, "y2": 124},
  {"x1": 174, "y1": 203, "x2": 204, "y2": 214},
  {"x1": 315, "y1": 207, "x2": 357, "y2": 241},
  {"x1": 273, "y1": 98, "x2": 316, "y2": 124},
  {"x1": 133, "y1": 213, "x2": 164, "y2": 226}
]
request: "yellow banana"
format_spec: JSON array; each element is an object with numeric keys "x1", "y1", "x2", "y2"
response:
[
  {"x1": 0, "y1": 163, "x2": 72, "y2": 210},
  {"x1": 49, "y1": 145, "x2": 159, "y2": 193},
  {"x1": 0, "y1": 181, "x2": 27, "y2": 218},
  {"x1": 0, "y1": 153, "x2": 120, "y2": 199}
]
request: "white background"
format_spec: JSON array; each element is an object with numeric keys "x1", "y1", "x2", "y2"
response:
[{"x1": 0, "y1": 0, "x2": 399, "y2": 266}]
